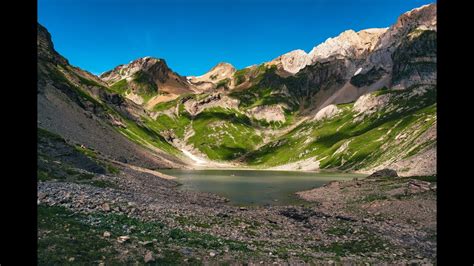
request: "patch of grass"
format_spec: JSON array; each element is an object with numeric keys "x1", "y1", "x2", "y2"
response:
[
  {"x1": 152, "y1": 98, "x2": 179, "y2": 112},
  {"x1": 37, "y1": 170, "x2": 54, "y2": 181},
  {"x1": 109, "y1": 79, "x2": 129, "y2": 94},
  {"x1": 73, "y1": 144, "x2": 120, "y2": 175},
  {"x1": 188, "y1": 107, "x2": 262, "y2": 161},
  {"x1": 38, "y1": 205, "x2": 120, "y2": 265},
  {"x1": 131, "y1": 70, "x2": 158, "y2": 102},
  {"x1": 106, "y1": 164, "x2": 120, "y2": 174},
  {"x1": 38, "y1": 128, "x2": 63, "y2": 141},
  {"x1": 326, "y1": 223, "x2": 353, "y2": 236},
  {"x1": 117, "y1": 117, "x2": 180, "y2": 155},
  {"x1": 233, "y1": 68, "x2": 250, "y2": 85},
  {"x1": 216, "y1": 78, "x2": 230, "y2": 88},
  {"x1": 76, "y1": 74, "x2": 106, "y2": 89},
  {"x1": 359, "y1": 194, "x2": 389, "y2": 203},
  {"x1": 175, "y1": 216, "x2": 212, "y2": 228},
  {"x1": 145, "y1": 112, "x2": 191, "y2": 139},
  {"x1": 405, "y1": 175, "x2": 437, "y2": 183},
  {"x1": 74, "y1": 145, "x2": 98, "y2": 159},
  {"x1": 39, "y1": 205, "x2": 250, "y2": 264},
  {"x1": 404, "y1": 139, "x2": 436, "y2": 158},
  {"x1": 313, "y1": 228, "x2": 389, "y2": 257}
]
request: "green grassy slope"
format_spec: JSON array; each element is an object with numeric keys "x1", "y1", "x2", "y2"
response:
[
  {"x1": 58, "y1": 63, "x2": 437, "y2": 170},
  {"x1": 43, "y1": 63, "x2": 182, "y2": 157},
  {"x1": 145, "y1": 97, "x2": 264, "y2": 161},
  {"x1": 243, "y1": 85, "x2": 436, "y2": 170}
]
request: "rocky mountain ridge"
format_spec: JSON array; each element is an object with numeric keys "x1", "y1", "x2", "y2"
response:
[
  {"x1": 38, "y1": 3, "x2": 437, "y2": 176},
  {"x1": 37, "y1": 4, "x2": 437, "y2": 264}
]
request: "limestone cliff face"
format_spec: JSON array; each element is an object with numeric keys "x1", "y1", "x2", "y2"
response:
[
  {"x1": 308, "y1": 28, "x2": 387, "y2": 62},
  {"x1": 362, "y1": 3, "x2": 437, "y2": 86},
  {"x1": 266, "y1": 49, "x2": 311, "y2": 76},
  {"x1": 288, "y1": 3, "x2": 436, "y2": 109}
]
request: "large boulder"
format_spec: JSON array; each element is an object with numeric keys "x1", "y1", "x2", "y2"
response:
[{"x1": 368, "y1": 168, "x2": 398, "y2": 178}]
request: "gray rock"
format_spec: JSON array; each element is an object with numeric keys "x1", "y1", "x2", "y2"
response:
[
  {"x1": 181, "y1": 247, "x2": 193, "y2": 256},
  {"x1": 368, "y1": 169, "x2": 398, "y2": 178},
  {"x1": 144, "y1": 251, "x2": 154, "y2": 263},
  {"x1": 101, "y1": 203, "x2": 110, "y2": 212},
  {"x1": 117, "y1": 235, "x2": 130, "y2": 243}
]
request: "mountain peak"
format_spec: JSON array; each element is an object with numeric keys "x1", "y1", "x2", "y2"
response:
[
  {"x1": 267, "y1": 49, "x2": 311, "y2": 75},
  {"x1": 37, "y1": 23, "x2": 68, "y2": 65},
  {"x1": 308, "y1": 27, "x2": 387, "y2": 62},
  {"x1": 99, "y1": 56, "x2": 169, "y2": 84},
  {"x1": 188, "y1": 62, "x2": 236, "y2": 86},
  {"x1": 392, "y1": 3, "x2": 436, "y2": 31},
  {"x1": 210, "y1": 62, "x2": 235, "y2": 71}
]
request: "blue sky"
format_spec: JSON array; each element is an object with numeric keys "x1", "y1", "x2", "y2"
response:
[{"x1": 38, "y1": 0, "x2": 435, "y2": 76}]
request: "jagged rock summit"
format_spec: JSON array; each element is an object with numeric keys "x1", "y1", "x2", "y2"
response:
[
  {"x1": 38, "y1": 3, "x2": 438, "y2": 176},
  {"x1": 309, "y1": 28, "x2": 387, "y2": 62},
  {"x1": 99, "y1": 56, "x2": 196, "y2": 107},
  {"x1": 267, "y1": 49, "x2": 311, "y2": 76}
]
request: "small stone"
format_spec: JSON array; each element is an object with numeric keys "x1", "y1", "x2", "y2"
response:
[
  {"x1": 209, "y1": 251, "x2": 216, "y2": 257},
  {"x1": 38, "y1": 192, "x2": 47, "y2": 200},
  {"x1": 139, "y1": 240, "x2": 153, "y2": 246},
  {"x1": 144, "y1": 251, "x2": 154, "y2": 263},
  {"x1": 181, "y1": 247, "x2": 193, "y2": 256},
  {"x1": 102, "y1": 203, "x2": 110, "y2": 212},
  {"x1": 103, "y1": 231, "x2": 111, "y2": 238},
  {"x1": 117, "y1": 235, "x2": 130, "y2": 243},
  {"x1": 68, "y1": 257, "x2": 75, "y2": 262},
  {"x1": 239, "y1": 207, "x2": 247, "y2": 211}
]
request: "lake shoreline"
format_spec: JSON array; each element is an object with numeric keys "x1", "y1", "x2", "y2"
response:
[
  {"x1": 160, "y1": 168, "x2": 363, "y2": 206},
  {"x1": 38, "y1": 161, "x2": 436, "y2": 264},
  {"x1": 176, "y1": 165, "x2": 359, "y2": 174}
]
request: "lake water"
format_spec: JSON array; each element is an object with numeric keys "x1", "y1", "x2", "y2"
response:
[{"x1": 160, "y1": 169, "x2": 364, "y2": 206}]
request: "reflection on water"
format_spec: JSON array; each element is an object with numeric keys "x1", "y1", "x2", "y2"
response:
[{"x1": 160, "y1": 169, "x2": 364, "y2": 206}]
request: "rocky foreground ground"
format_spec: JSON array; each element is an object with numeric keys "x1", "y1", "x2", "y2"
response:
[{"x1": 37, "y1": 164, "x2": 436, "y2": 265}]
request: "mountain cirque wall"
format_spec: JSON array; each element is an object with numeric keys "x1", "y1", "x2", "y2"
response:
[{"x1": 37, "y1": 3, "x2": 436, "y2": 176}]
